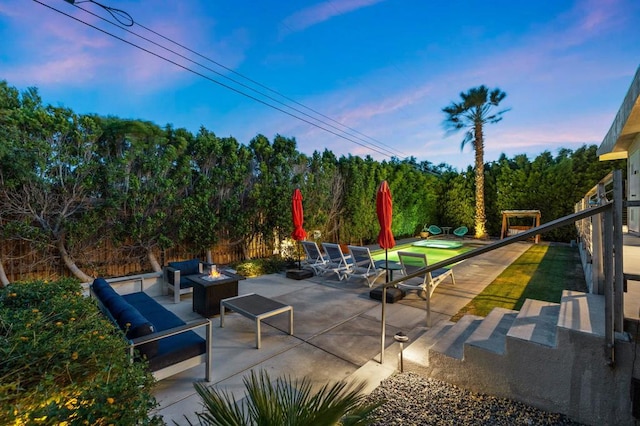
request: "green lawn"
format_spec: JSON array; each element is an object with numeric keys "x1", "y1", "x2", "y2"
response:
[
  {"x1": 451, "y1": 243, "x2": 586, "y2": 321},
  {"x1": 370, "y1": 242, "x2": 473, "y2": 266}
]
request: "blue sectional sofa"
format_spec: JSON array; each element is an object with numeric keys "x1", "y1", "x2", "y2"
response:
[
  {"x1": 164, "y1": 259, "x2": 205, "y2": 303},
  {"x1": 91, "y1": 277, "x2": 212, "y2": 381}
]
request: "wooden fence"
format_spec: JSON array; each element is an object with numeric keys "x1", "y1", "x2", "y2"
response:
[{"x1": 1, "y1": 235, "x2": 272, "y2": 283}]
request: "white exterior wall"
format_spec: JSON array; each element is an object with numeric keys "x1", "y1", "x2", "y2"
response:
[{"x1": 630, "y1": 136, "x2": 640, "y2": 233}]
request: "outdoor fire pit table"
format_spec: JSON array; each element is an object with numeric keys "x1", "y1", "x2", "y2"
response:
[
  {"x1": 188, "y1": 271, "x2": 244, "y2": 317},
  {"x1": 220, "y1": 293, "x2": 293, "y2": 349}
]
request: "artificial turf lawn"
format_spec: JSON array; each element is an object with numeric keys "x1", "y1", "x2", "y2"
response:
[
  {"x1": 451, "y1": 243, "x2": 586, "y2": 321},
  {"x1": 370, "y1": 242, "x2": 473, "y2": 266}
]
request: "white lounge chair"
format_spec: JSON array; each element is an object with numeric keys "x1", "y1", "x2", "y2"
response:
[
  {"x1": 397, "y1": 251, "x2": 456, "y2": 326},
  {"x1": 320, "y1": 243, "x2": 353, "y2": 280},
  {"x1": 300, "y1": 241, "x2": 328, "y2": 275},
  {"x1": 345, "y1": 245, "x2": 386, "y2": 287}
]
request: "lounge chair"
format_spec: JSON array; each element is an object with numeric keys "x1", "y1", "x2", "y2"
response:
[
  {"x1": 320, "y1": 243, "x2": 353, "y2": 280},
  {"x1": 397, "y1": 251, "x2": 456, "y2": 326},
  {"x1": 300, "y1": 241, "x2": 328, "y2": 275},
  {"x1": 427, "y1": 225, "x2": 443, "y2": 238},
  {"x1": 453, "y1": 226, "x2": 468, "y2": 239},
  {"x1": 344, "y1": 245, "x2": 386, "y2": 287}
]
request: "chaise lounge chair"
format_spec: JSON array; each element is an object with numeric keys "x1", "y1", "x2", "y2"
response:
[
  {"x1": 300, "y1": 240, "x2": 328, "y2": 275},
  {"x1": 344, "y1": 245, "x2": 386, "y2": 287},
  {"x1": 397, "y1": 251, "x2": 456, "y2": 326},
  {"x1": 320, "y1": 243, "x2": 353, "y2": 280}
]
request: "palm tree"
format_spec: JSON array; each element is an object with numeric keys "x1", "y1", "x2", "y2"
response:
[
  {"x1": 442, "y1": 85, "x2": 509, "y2": 239},
  {"x1": 191, "y1": 369, "x2": 381, "y2": 425}
]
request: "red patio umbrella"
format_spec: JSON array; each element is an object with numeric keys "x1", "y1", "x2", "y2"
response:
[
  {"x1": 291, "y1": 188, "x2": 307, "y2": 269},
  {"x1": 376, "y1": 180, "x2": 395, "y2": 282}
]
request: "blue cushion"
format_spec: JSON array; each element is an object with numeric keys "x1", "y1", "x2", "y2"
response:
[
  {"x1": 179, "y1": 277, "x2": 195, "y2": 289},
  {"x1": 91, "y1": 279, "x2": 157, "y2": 358},
  {"x1": 91, "y1": 277, "x2": 110, "y2": 298},
  {"x1": 106, "y1": 290, "x2": 132, "y2": 319},
  {"x1": 149, "y1": 331, "x2": 206, "y2": 373},
  {"x1": 117, "y1": 306, "x2": 154, "y2": 338},
  {"x1": 92, "y1": 278, "x2": 123, "y2": 318},
  {"x1": 123, "y1": 292, "x2": 185, "y2": 330},
  {"x1": 122, "y1": 292, "x2": 205, "y2": 370},
  {"x1": 168, "y1": 259, "x2": 200, "y2": 276},
  {"x1": 117, "y1": 305, "x2": 158, "y2": 358}
]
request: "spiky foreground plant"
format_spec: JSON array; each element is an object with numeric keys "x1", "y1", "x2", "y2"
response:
[{"x1": 190, "y1": 369, "x2": 381, "y2": 426}]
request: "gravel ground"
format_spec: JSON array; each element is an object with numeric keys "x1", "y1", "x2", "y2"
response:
[{"x1": 365, "y1": 373, "x2": 584, "y2": 425}]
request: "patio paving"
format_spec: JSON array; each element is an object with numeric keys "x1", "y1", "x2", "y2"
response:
[{"x1": 151, "y1": 238, "x2": 533, "y2": 424}]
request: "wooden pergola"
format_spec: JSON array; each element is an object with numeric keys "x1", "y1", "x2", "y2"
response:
[{"x1": 500, "y1": 210, "x2": 541, "y2": 243}]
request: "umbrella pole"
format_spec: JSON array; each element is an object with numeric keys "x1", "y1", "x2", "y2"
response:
[
  {"x1": 298, "y1": 241, "x2": 302, "y2": 270},
  {"x1": 385, "y1": 249, "x2": 389, "y2": 283}
]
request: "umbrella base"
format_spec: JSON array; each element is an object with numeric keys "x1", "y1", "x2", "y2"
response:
[
  {"x1": 286, "y1": 269, "x2": 314, "y2": 280},
  {"x1": 369, "y1": 287, "x2": 405, "y2": 303}
]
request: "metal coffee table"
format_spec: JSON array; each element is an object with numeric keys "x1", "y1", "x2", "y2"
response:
[{"x1": 220, "y1": 293, "x2": 293, "y2": 349}]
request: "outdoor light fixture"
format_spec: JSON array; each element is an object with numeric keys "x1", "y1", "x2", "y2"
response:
[{"x1": 394, "y1": 331, "x2": 409, "y2": 372}]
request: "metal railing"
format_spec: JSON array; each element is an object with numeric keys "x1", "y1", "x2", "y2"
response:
[{"x1": 379, "y1": 170, "x2": 625, "y2": 366}]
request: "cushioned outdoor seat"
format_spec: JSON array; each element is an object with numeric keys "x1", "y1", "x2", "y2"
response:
[
  {"x1": 91, "y1": 277, "x2": 211, "y2": 381},
  {"x1": 122, "y1": 291, "x2": 206, "y2": 373},
  {"x1": 164, "y1": 258, "x2": 203, "y2": 303},
  {"x1": 427, "y1": 225, "x2": 443, "y2": 237},
  {"x1": 453, "y1": 226, "x2": 469, "y2": 238}
]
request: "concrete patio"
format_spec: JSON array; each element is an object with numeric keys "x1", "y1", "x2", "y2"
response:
[{"x1": 149, "y1": 239, "x2": 532, "y2": 424}]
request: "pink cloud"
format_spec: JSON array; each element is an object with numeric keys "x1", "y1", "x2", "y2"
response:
[
  {"x1": 4, "y1": 0, "x2": 249, "y2": 94},
  {"x1": 337, "y1": 84, "x2": 433, "y2": 123},
  {"x1": 280, "y1": 0, "x2": 386, "y2": 36}
]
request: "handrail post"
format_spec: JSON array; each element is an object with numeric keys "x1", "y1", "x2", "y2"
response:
[
  {"x1": 603, "y1": 206, "x2": 614, "y2": 366},
  {"x1": 613, "y1": 170, "x2": 624, "y2": 335},
  {"x1": 592, "y1": 183, "x2": 605, "y2": 294}
]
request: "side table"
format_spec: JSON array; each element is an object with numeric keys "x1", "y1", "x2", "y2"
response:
[{"x1": 188, "y1": 272, "x2": 243, "y2": 317}]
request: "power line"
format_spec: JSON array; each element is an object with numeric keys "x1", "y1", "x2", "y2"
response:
[
  {"x1": 35, "y1": 0, "x2": 407, "y2": 159},
  {"x1": 134, "y1": 15, "x2": 408, "y2": 158},
  {"x1": 65, "y1": 1, "x2": 405, "y2": 158}
]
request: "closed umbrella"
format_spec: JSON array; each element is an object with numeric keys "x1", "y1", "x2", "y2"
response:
[
  {"x1": 291, "y1": 189, "x2": 307, "y2": 269},
  {"x1": 376, "y1": 180, "x2": 395, "y2": 282},
  {"x1": 377, "y1": 180, "x2": 396, "y2": 364}
]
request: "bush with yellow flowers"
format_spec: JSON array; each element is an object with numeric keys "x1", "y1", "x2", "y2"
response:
[{"x1": 0, "y1": 278, "x2": 162, "y2": 425}]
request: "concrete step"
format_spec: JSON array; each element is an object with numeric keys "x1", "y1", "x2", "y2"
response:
[
  {"x1": 507, "y1": 299, "x2": 560, "y2": 348},
  {"x1": 429, "y1": 315, "x2": 484, "y2": 360},
  {"x1": 558, "y1": 290, "x2": 606, "y2": 337},
  {"x1": 403, "y1": 320, "x2": 455, "y2": 368},
  {"x1": 465, "y1": 307, "x2": 518, "y2": 355}
]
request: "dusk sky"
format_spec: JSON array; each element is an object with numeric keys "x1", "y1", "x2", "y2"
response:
[{"x1": 2, "y1": 0, "x2": 639, "y2": 170}]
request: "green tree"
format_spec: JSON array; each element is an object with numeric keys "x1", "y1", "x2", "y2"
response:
[
  {"x1": 300, "y1": 150, "x2": 342, "y2": 243},
  {"x1": 248, "y1": 134, "x2": 302, "y2": 254},
  {"x1": 94, "y1": 118, "x2": 190, "y2": 271},
  {"x1": 442, "y1": 85, "x2": 509, "y2": 238},
  {"x1": 0, "y1": 83, "x2": 103, "y2": 282}
]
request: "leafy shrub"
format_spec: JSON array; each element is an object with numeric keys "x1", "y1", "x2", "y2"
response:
[
  {"x1": 233, "y1": 257, "x2": 286, "y2": 277},
  {"x1": 190, "y1": 369, "x2": 381, "y2": 425},
  {"x1": 0, "y1": 278, "x2": 162, "y2": 425}
]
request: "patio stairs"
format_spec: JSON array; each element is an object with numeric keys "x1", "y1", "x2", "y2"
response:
[{"x1": 402, "y1": 289, "x2": 635, "y2": 425}]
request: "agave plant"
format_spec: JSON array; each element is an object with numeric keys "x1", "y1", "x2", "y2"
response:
[{"x1": 190, "y1": 369, "x2": 382, "y2": 426}]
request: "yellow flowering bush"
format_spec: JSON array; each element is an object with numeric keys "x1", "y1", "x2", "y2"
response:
[{"x1": 0, "y1": 279, "x2": 162, "y2": 425}]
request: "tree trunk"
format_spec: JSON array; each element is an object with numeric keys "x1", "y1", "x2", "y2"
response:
[
  {"x1": 474, "y1": 125, "x2": 487, "y2": 239},
  {"x1": 0, "y1": 255, "x2": 9, "y2": 287},
  {"x1": 57, "y1": 238, "x2": 93, "y2": 282},
  {"x1": 147, "y1": 249, "x2": 162, "y2": 272}
]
